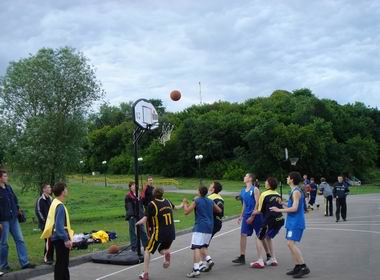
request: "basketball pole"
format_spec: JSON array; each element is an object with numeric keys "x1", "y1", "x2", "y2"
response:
[{"x1": 133, "y1": 127, "x2": 146, "y2": 258}]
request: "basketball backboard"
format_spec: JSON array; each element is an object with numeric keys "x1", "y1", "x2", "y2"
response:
[{"x1": 132, "y1": 99, "x2": 159, "y2": 130}]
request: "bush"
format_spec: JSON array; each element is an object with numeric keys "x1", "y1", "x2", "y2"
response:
[
  {"x1": 223, "y1": 162, "x2": 246, "y2": 181},
  {"x1": 108, "y1": 154, "x2": 131, "y2": 174}
]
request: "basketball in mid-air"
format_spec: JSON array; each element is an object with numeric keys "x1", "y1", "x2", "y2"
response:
[
  {"x1": 170, "y1": 90, "x2": 181, "y2": 101},
  {"x1": 107, "y1": 244, "x2": 120, "y2": 254}
]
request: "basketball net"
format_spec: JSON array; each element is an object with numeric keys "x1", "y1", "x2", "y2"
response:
[{"x1": 159, "y1": 123, "x2": 174, "y2": 146}]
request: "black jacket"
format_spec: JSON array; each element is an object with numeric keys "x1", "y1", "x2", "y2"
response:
[
  {"x1": 0, "y1": 184, "x2": 19, "y2": 222},
  {"x1": 125, "y1": 192, "x2": 145, "y2": 221},
  {"x1": 333, "y1": 182, "x2": 349, "y2": 198},
  {"x1": 141, "y1": 185, "x2": 154, "y2": 208},
  {"x1": 35, "y1": 194, "x2": 52, "y2": 230}
]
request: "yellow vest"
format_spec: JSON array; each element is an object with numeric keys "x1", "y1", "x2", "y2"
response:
[
  {"x1": 208, "y1": 193, "x2": 224, "y2": 201},
  {"x1": 40, "y1": 198, "x2": 74, "y2": 241}
]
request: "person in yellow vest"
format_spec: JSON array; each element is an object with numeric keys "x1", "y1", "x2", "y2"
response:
[{"x1": 41, "y1": 182, "x2": 73, "y2": 280}]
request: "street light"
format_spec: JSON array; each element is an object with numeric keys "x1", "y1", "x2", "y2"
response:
[
  {"x1": 195, "y1": 154, "x2": 204, "y2": 185},
  {"x1": 138, "y1": 157, "x2": 143, "y2": 188},
  {"x1": 79, "y1": 160, "x2": 84, "y2": 183},
  {"x1": 102, "y1": 160, "x2": 107, "y2": 187}
]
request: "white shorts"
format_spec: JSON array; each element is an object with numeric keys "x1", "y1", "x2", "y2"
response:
[{"x1": 191, "y1": 232, "x2": 212, "y2": 249}]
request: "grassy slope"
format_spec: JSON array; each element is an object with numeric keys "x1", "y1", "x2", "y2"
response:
[{"x1": 6, "y1": 181, "x2": 241, "y2": 269}]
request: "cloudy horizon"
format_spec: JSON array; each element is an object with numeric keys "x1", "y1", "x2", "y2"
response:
[{"x1": 1, "y1": 0, "x2": 379, "y2": 112}]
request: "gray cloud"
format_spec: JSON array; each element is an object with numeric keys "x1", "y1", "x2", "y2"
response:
[{"x1": 0, "y1": 0, "x2": 379, "y2": 111}]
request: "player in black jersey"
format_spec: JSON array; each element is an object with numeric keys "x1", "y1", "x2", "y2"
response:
[
  {"x1": 250, "y1": 177, "x2": 284, "y2": 267},
  {"x1": 136, "y1": 187, "x2": 183, "y2": 280}
]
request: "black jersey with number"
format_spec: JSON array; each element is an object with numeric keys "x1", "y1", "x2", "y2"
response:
[
  {"x1": 258, "y1": 190, "x2": 284, "y2": 225},
  {"x1": 146, "y1": 198, "x2": 176, "y2": 242}
]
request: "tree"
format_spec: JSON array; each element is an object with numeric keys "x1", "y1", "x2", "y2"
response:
[{"x1": 0, "y1": 47, "x2": 104, "y2": 189}]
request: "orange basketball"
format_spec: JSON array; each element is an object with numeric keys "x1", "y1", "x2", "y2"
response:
[
  {"x1": 170, "y1": 90, "x2": 181, "y2": 101},
  {"x1": 108, "y1": 244, "x2": 120, "y2": 254}
]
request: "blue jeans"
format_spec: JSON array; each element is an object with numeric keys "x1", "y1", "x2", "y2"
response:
[
  {"x1": 0, "y1": 218, "x2": 30, "y2": 269},
  {"x1": 128, "y1": 217, "x2": 148, "y2": 251}
]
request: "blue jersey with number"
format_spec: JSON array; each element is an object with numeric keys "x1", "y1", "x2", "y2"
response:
[
  {"x1": 240, "y1": 186, "x2": 256, "y2": 217},
  {"x1": 285, "y1": 187, "x2": 305, "y2": 230}
]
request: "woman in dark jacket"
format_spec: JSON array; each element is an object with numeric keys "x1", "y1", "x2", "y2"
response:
[{"x1": 125, "y1": 182, "x2": 148, "y2": 251}]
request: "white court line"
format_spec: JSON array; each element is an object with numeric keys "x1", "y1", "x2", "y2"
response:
[
  {"x1": 309, "y1": 223, "x2": 380, "y2": 226},
  {"x1": 308, "y1": 227, "x2": 380, "y2": 234},
  {"x1": 95, "y1": 227, "x2": 240, "y2": 280},
  {"x1": 95, "y1": 214, "x2": 380, "y2": 279},
  {"x1": 307, "y1": 214, "x2": 380, "y2": 222}
]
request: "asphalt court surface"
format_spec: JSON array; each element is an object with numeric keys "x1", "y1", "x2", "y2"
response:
[{"x1": 30, "y1": 194, "x2": 380, "y2": 280}]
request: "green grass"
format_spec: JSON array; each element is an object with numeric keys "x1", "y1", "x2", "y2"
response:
[
  {"x1": 6, "y1": 181, "x2": 242, "y2": 270},
  {"x1": 71, "y1": 174, "x2": 380, "y2": 194}
]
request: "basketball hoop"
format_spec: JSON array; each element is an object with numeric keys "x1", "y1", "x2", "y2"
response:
[
  {"x1": 159, "y1": 123, "x2": 174, "y2": 146},
  {"x1": 289, "y1": 157, "x2": 299, "y2": 166}
]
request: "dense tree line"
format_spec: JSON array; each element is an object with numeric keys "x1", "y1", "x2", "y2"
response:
[{"x1": 83, "y1": 89, "x2": 380, "y2": 182}]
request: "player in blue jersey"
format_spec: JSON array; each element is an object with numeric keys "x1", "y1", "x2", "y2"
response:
[
  {"x1": 232, "y1": 173, "x2": 264, "y2": 266},
  {"x1": 183, "y1": 186, "x2": 221, "y2": 278},
  {"x1": 270, "y1": 171, "x2": 310, "y2": 278}
]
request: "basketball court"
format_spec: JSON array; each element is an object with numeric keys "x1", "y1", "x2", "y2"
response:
[{"x1": 30, "y1": 194, "x2": 380, "y2": 280}]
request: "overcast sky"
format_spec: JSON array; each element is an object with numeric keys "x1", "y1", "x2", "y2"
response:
[{"x1": 1, "y1": 0, "x2": 379, "y2": 111}]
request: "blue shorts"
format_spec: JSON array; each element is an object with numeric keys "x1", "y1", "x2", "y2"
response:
[
  {"x1": 285, "y1": 229, "x2": 304, "y2": 242},
  {"x1": 241, "y1": 215, "x2": 262, "y2": 237}
]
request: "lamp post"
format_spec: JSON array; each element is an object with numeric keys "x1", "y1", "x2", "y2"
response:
[
  {"x1": 79, "y1": 160, "x2": 84, "y2": 183},
  {"x1": 195, "y1": 154, "x2": 204, "y2": 185},
  {"x1": 138, "y1": 157, "x2": 143, "y2": 188},
  {"x1": 102, "y1": 161, "x2": 107, "y2": 187}
]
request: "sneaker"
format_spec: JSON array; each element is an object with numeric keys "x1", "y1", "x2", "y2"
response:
[
  {"x1": 0, "y1": 271, "x2": 4, "y2": 277},
  {"x1": 343, "y1": 219, "x2": 347, "y2": 222},
  {"x1": 186, "y1": 269, "x2": 200, "y2": 278},
  {"x1": 138, "y1": 272, "x2": 149, "y2": 280},
  {"x1": 286, "y1": 266, "x2": 301, "y2": 276},
  {"x1": 1, "y1": 267, "x2": 11, "y2": 274},
  {"x1": 22, "y1": 263, "x2": 36, "y2": 269},
  {"x1": 265, "y1": 258, "x2": 278, "y2": 266},
  {"x1": 163, "y1": 252, "x2": 171, "y2": 269},
  {"x1": 232, "y1": 255, "x2": 245, "y2": 264},
  {"x1": 199, "y1": 263, "x2": 208, "y2": 272},
  {"x1": 250, "y1": 261, "x2": 265, "y2": 269},
  {"x1": 204, "y1": 260, "x2": 214, "y2": 272},
  {"x1": 293, "y1": 266, "x2": 310, "y2": 278},
  {"x1": 44, "y1": 260, "x2": 54, "y2": 265}
]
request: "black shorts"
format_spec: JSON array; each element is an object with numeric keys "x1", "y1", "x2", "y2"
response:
[
  {"x1": 211, "y1": 222, "x2": 222, "y2": 238},
  {"x1": 146, "y1": 238, "x2": 173, "y2": 254},
  {"x1": 258, "y1": 218, "x2": 284, "y2": 240}
]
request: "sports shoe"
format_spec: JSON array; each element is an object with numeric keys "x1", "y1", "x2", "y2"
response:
[
  {"x1": 293, "y1": 265, "x2": 310, "y2": 278},
  {"x1": 204, "y1": 260, "x2": 214, "y2": 272},
  {"x1": 186, "y1": 269, "x2": 200, "y2": 278},
  {"x1": 286, "y1": 266, "x2": 301, "y2": 275},
  {"x1": 265, "y1": 258, "x2": 278, "y2": 266},
  {"x1": 22, "y1": 263, "x2": 36, "y2": 269},
  {"x1": 250, "y1": 260, "x2": 265, "y2": 269},
  {"x1": 163, "y1": 252, "x2": 171, "y2": 268},
  {"x1": 199, "y1": 263, "x2": 208, "y2": 272},
  {"x1": 232, "y1": 255, "x2": 245, "y2": 264},
  {"x1": 0, "y1": 271, "x2": 4, "y2": 276},
  {"x1": 138, "y1": 272, "x2": 149, "y2": 280}
]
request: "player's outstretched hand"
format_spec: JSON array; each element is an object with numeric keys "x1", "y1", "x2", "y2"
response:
[{"x1": 269, "y1": 206, "x2": 280, "y2": 212}]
